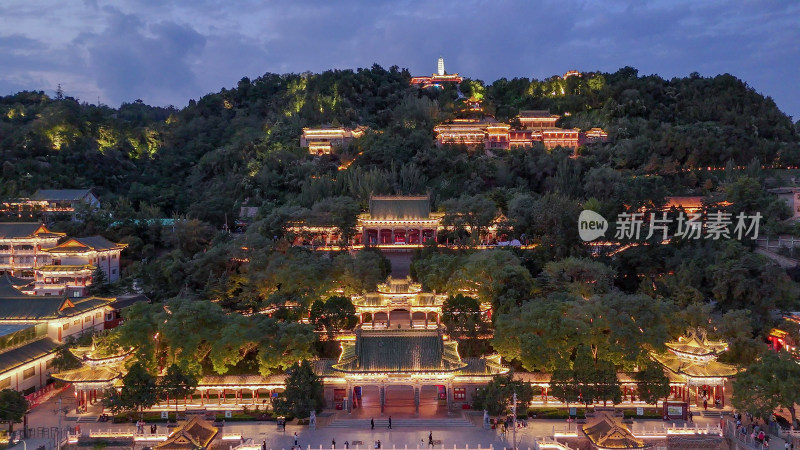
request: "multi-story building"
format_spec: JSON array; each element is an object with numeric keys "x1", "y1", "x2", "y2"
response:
[
  {"x1": 0, "y1": 223, "x2": 64, "y2": 278},
  {"x1": 31, "y1": 189, "x2": 100, "y2": 213},
  {"x1": 433, "y1": 119, "x2": 511, "y2": 149},
  {"x1": 34, "y1": 236, "x2": 127, "y2": 296},
  {"x1": 300, "y1": 126, "x2": 366, "y2": 155},
  {"x1": 1, "y1": 189, "x2": 100, "y2": 220},
  {"x1": 287, "y1": 195, "x2": 510, "y2": 248},
  {"x1": 517, "y1": 110, "x2": 560, "y2": 129},
  {"x1": 0, "y1": 274, "x2": 119, "y2": 394},
  {"x1": 434, "y1": 111, "x2": 603, "y2": 151}
]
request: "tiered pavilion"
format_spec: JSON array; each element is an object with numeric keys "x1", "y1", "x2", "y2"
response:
[
  {"x1": 651, "y1": 330, "x2": 737, "y2": 408},
  {"x1": 50, "y1": 343, "x2": 131, "y2": 412},
  {"x1": 316, "y1": 277, "x2": 505, "y2": 415},
  {"x1": 353, "y1": 277, "x2": 445, "y2": 330}
]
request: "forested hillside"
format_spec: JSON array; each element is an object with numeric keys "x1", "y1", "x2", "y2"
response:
[
  {"x1": 2, "y1": 66, "x2": 798, "y2": 224},
  {"x1": 3, "y1": 66, "x2": 800, "y2": 378}
]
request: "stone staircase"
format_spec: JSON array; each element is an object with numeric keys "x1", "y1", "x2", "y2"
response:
[
  {"x1": 326, "y1": 417, "x2": 474, "y2": 428},
  {"x1": 76, "y1": 415, "x2": 99, "y2": 423},
  {"x1": 700, "y1": 410, "x2": 728, "y2": 418}
]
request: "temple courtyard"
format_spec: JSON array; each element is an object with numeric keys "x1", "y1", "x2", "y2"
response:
[{"x1": 18, "y1": 387, "x2": 793, "y2": 450}]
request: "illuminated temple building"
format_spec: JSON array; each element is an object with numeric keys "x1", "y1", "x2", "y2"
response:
[
  {"x1": 433, "y1": 110, "x2": 607, "y2": 151},
  {"x1": 288, "y1": 195, "x2": 508, "y2": 247},
  {"x1": 300, "y1": 126, "x2": 366, "y2": 155},
  {"x1": 410, "y1": 57, "x2": 463, "y2": 88},
  {"x1": 0, "y1": 274, "x2": 132, "y2": 396},
  {"x1": 315, "y1": 277, "x2": 505, "y2": 413},
  {"x1": 35, "y1": 236, "x2": 127, "y2": 296},
  {"x1": 651, "y1": 330, "x2": 737, "y2": 408},
  {"x1": 0, "y1": 223, "x2": 64, "y2": 278}
]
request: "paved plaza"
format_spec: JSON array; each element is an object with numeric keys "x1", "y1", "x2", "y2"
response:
[{"x1": 18, "y1": 388, "x2": 794, "y2": 449}]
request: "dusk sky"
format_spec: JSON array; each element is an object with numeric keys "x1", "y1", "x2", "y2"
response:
[{"x1": 1, "y1": 0, "x2": 797, "y2": 119}]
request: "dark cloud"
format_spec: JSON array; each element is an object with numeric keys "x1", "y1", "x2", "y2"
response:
[
  {"x1": 0, "y1": 0, "x2": 797, "y2": 118},
  {"x1": 74, "y1": 8, "x2": 206, "y2": 105}
]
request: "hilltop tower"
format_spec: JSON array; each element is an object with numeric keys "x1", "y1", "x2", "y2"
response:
[{"x1": 437, "y1": 57, "x2": 445, "y2": 76}]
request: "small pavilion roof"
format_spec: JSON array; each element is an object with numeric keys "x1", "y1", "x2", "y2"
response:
[
  {"x1": 154, "y1": 416, "x2": 218, "y2": 450},
  {"x1": 518, "y1": 110, "x2": 560, "y2": 119},
  {"x1": 50, "y1": 365, "x2": 122, "y2": 383},
  {"x1": 0, "y1": 275, "x2": 30, "y2": 298},
  {"x1": 42, "y1": 236, "x2": 126, "y2": 254},
  {"x1": 0, "y1": 273, "x2": 32, "y2": 289},
  {"x1": 32, "y1": 189, "x2": 93, "y2": 202},
  {"x1": 651, "y1": 353, "x2": 738, "y2": 379},
  {"x1": 582, "y1": 413, "x2": 648, "y2": 449},
  {"x1": 0, "y1": 223, "x2": 65, "y2": 239},
  {"x1": 368, "y1": 196, "x2": 431, "y2": 221},
  {"x1": 664, "y1": 333, "x2": 728, "y2": 357}
]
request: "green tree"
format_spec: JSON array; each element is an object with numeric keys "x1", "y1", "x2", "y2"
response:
[
  {"x1": 733, "y1": 351, "x2": 800, "y2": 426},
  {"x1": 634, "y1": 362, "x2": 670, "y2": 405},
  {"x1": 0, "y1": 389, "x2": 28, "y2": 439},
  {"x1": 103, "y1": 362, "x2": 158, "y2": 418},
  {"x1": 309, "y1": 196, "x2": 361, "y2": 244},
  {"x1": 441, "y1": 294, "x2": 486, "y2": 339},
  {"x1": 542, "y1": 257, "x2": 616, "y2": 298},
  {"x1": 51, "y1": 344, "x2": 83, "y2": 371},
  {"x1": 309, "y1": 296, "x2": 358, "y2": 334},
  {"x1": 88, "y1": 267, "x2": 111, "y2": 296},
  {"x1": 441, "y1": 194, "x2": 498, "y2": 244},
  {"x1": 471, "y1": 374, "x2": 534, "y2": 416},
  {"x1": 159, "y1": 363, "x2": 199, "y2": 414},
  {"x1": 549, "y1": 365, "x2": 580, "y2": 407},
  {"x1": 274, "y1": 361, "x2": 324, "y2": 419},
  {"x1": 455, "y1": 250, "x2": 534, "y2": 315},
  {"x1": 592, "y1": 359, "x2": 621, "y2": 407}
]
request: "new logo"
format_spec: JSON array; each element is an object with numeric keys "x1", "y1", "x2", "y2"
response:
[{"x1": 578, "y1": 210, "x2": 608, "y2": 241}]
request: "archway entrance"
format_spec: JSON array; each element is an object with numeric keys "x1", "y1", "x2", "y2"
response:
[{"x1": 348, "y1": 384, "x2": 450, "y2": 418}]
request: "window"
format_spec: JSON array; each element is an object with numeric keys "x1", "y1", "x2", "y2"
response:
[
  {"x1": 46, "y1": 359, "x2": 55, "y2": 369},
  {"x1": 106, "y1": 313, "x2": 114, "y2": 321},
  {"x1": 72, "y1": 291, "x2": 80, "y2": 298},
  {"x1": 112, "y1": 254, "x2": 117, "y2": 260},
  {"x1": 73, "y1": 319, "x2": 80, "y2": 326},
  {"x1": 101, "y1": 255, "x2": 106, "y2": 261},
  {"x1": 23, "y1": 366, "x2": 35, "y2": 379},
  {"x1": 0, "y1": 377, "x2": 9, "y2": 389},
  {"x1": 85, "y1": 316, "x2": 92, "y2": 322},
  {"x1": 453, "y1": 388, "x2": 466, "y2": 400},
  {"x1": 63, "y1": 322, "x2": 70, "y2": 330},
  {"x1": 95, "y1": 312, "x2": 102, "y2": 319}
]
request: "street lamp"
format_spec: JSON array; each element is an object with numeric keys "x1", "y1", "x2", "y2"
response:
[{"x1": 512, "y1": 391, "x2": 517, "y2": 450}]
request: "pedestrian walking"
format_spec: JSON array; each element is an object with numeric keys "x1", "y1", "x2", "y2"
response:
[
  {"x1": 294, "y1": 431, "x2": 298, "y2": 446},
  {"x1": 344, "y1": 440, "x2": 349, "y2": 449},
  {"x1": 262, "y1": 440, "x2": 267, "y2": 450},
  {"x1": 388, "y1": 416, "x2": 392, "y2": 429},
  {"x1": 371, "y1": 418, "x2": 374, "y2": 429},
  {"x1": 428, "y1": 431, "x2": 433, "y2": 447},
  {"x1": 332, "y1": 438, "x2": 336, "y2": 448}
]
